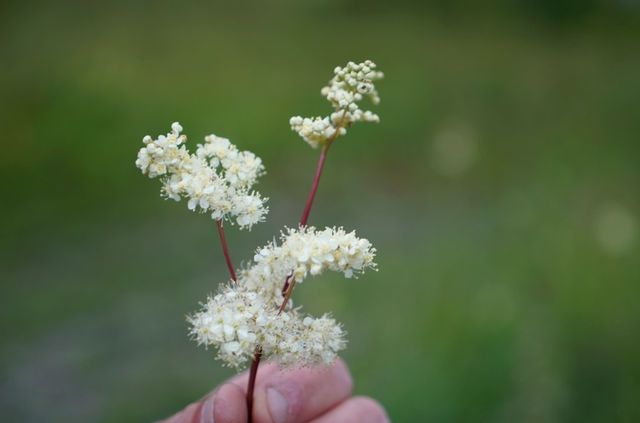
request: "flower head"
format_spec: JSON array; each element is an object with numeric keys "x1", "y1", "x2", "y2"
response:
[
  {"x1": 290, "y1": 60, "x2": 383, "y2": 148},
  {"x1": 242, "y1": 226, "x2": 377, "y2": 306},
  {"x1": 189, "y1": 284, "x2": 348, "y2": 369},
  {"x1": 136, "y1": 123, "x2": 268, "y2": 229}
]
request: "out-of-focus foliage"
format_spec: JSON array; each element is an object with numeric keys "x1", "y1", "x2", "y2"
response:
[{"x1": 1, "y1": 1, "x2": 639, "y2": 421}]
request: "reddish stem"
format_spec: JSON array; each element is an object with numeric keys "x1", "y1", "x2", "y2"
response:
[
  {"x1": 246, "y1": 347, "x2": 262, "y2": 423},
  {"x1": 281, "y1": 140, "x2": 335, "y2": 301},
  {"x1": 215, "y1": 219, "x2": 237, "y2": 282},
  {"x1": 300, "y1": 142, "x2": 332, "y2": 227}
]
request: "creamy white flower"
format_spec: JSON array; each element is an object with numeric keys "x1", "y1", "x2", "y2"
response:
[
  {"x1": 196, "y1": 134, "x2": 233, "y2": 168},
  {"x1": 188, "y1": 226, "x2": 376, "y2": 368},
  {"x1": 189, "y1": 284, "x2": 347, "y2": 368},
  {"x1": 136, "y1": 123, "x2": 268, "y2": 229},
  {"x1": 223, "y1": 151, "x2": 264, "y2": 189},
  {"x1": 196, "y1": 135, "x2": 265, "y2": 188},
  {"x1": 241, "y1": 226, "x2": 377, "y2": 307},
  {"x1": 188, "y1": 287, "x2": 263, "y2": 367},
  {"x1": 289, "y1": 116, "x2": 345, "y2": 149},
  {"x1": 136, "y1": 122, "x2": 190, "y2": 178},
  {"x1": 278, "y1": 314, "x2": 346, "y2": 367},
  {"x1": 290, "y1": 60, "x2": 383, "y2": 148},
  {"x1": 323, "y1": 60, "x2": 384, "y2": 108},
  {"x1": 233, "y1": 192, "x2": 269, "y2": 228}
]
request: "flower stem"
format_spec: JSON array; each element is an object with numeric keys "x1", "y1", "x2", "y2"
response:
[
  {"x1": 299, "y1": 109, "x2": 348, "y2": 227},
  {"x1": 278, "y1": 278, "x2": 296, "y2": 315},
  {"x1": 246, "y1": 346, "x2": 262, "y2": 423},
  {"x1": 215, "y1": 219, "x2": 237, "y2": 282},
  {"x1": 300, "y1": 142, "x2": 332, "y2": 227},
  {"x1": 282, "y1": 115, "x2": 349, "y2": 305}
]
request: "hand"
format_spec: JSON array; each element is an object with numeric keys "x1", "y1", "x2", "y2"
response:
[{"x1": 161, "y1": 358, "x2": 390, "y2": 423}]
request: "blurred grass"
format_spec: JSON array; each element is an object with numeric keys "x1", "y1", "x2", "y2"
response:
[{"x1": 1, "y1": 1, "x2": 639, "y2": 422}]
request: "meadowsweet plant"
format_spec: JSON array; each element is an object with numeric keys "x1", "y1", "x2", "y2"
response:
[{"x1": 136, "y1": 59, "x2": 383, "y2": 422}]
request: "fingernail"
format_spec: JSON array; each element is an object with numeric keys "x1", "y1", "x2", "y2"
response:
[
  {"x1": 267, "y1": 387, "x2": 289, "y2": 423},
  {"x1": 198, "y1": 395, "x2": 215, "y2": 423}
]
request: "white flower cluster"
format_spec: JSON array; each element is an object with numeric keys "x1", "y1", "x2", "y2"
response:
[
  {"x1": 189, "y1": 226, "x2": 376, "y2": 368},
  {"x1": 189, "y1": 286, "x2": 346, "y2": 368},
  {"x1": 243, "y1": 226, "x2": 377, "y2": 306},
  {"x1": 135, "y1": 123, "x2": 268, "y2": 229},
  {"x1": 290, "y1": 60, "x2": 384, "y2": 148}
]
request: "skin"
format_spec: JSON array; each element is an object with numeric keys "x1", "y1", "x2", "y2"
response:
[{"x1": 160, "y1": 359, "x2": 390, "y2": 423}]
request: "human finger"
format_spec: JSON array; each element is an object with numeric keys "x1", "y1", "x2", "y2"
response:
[
  {"x1": 307, "y1": 396, "x2": 390, "y2": 423},
  {"x1": 251, "y1": 358, "x2": 353, "y2": 423},
  {"x1": 159, "y1": 382, "x2": 247, "y2": 423},
  {"x1": 228, "y1": 360, "x2": 280, "y2": 390}
]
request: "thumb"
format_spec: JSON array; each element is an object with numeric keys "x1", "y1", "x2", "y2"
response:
[{"x1": 250, "y1": 359, "x2": 353, "y2": 423}]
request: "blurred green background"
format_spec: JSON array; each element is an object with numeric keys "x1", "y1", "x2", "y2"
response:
[{"x1": 1, "y1": 0, "x2": 639, "y2": 421}]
